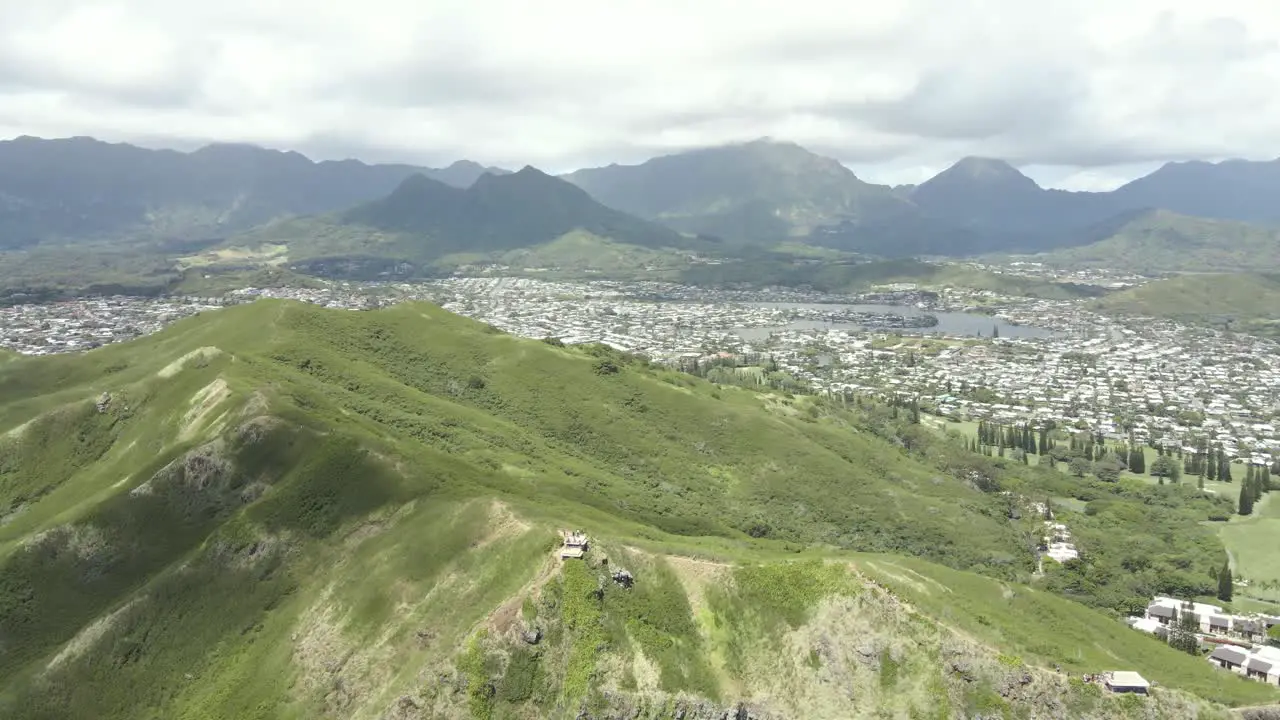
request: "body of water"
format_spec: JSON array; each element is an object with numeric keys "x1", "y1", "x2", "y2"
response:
[{"x1": 734, "y1": 302, "x2": 1056, "y2": 341}]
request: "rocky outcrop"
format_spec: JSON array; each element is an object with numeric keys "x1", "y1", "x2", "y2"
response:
[{"x1": 576, "y1": 693, "x2": 778, "y2": 720}]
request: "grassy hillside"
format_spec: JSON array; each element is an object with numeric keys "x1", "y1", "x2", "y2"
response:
[
  {"x1": 1032, "y1": 210, "x2": 1280, "y2": 273},
  {"x1": 1092, "y1": 272, "x2": 1280, "y2": 338},
  {"x1": 0, "y1": 301, "x2": 1272, "y2": 718},
  {"x1": 433, "y1": 231, "x2": 696, "y2": 278},
  {"x1": 0, "y1": 243, "x2": 182, "y2": 300},
  {"x1": 1219, "y1": 494, "x2": 1280, "y2": 607}
]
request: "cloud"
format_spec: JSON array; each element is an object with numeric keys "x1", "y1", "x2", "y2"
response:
[{"x1": 1, "y1": 0, "x2": 1278, "y2": 188}]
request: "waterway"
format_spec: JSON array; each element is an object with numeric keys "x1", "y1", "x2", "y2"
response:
[{"x1": 734, "y1": 302, "x2": 1057, "y2": 341}]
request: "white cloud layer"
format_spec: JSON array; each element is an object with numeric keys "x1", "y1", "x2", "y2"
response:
[{"x1": 1, "y1": 0, "x2": 1278, "y2": 188}]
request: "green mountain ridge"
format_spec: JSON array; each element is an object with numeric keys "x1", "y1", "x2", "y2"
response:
[
  {"x1": 1024, "y1": 210, "x2": 1280, "y2": 273},
  {"x1": 0, "y1": 301, "x2": 1273, "y2": 718},
  {"x1": 1093, "y1": 272, "x2": 1280, "y2": 339},
  {"x1": 220, "y1": 168, "x2": 706, "y2": 278}
]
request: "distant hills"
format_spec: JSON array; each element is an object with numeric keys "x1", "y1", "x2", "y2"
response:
[
  {"x1": 0, "y1": 136, "x2": 508, "y2": 249},
  {"x1": 1092, "y1": 271, "x2": 1280, "y2": 338},
  {"x1": 1017, "y1": 210, "x2": 1280, "y2": 274},
  {"x1": 561, "y1": 138, "x2": 916, "y2": 244},
  {"x1": 1110, "y1": 157, "x2": 1280, "y2": 225},
  {"x1": 222, "y1": 166, "x2": 703, "y2": 277},
  {"x1": 3, "y1": 133, "x2": 1280, "y2": 283},
  {"x1": 564, "y1": 142, "x2": 1280, "y2": 263}
]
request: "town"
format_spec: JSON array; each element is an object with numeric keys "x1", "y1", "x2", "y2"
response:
[{"x1": 2, "y1": 274, "x2": 1278, "y2": 470}]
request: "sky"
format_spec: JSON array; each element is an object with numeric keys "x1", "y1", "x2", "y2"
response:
[{"x1": 1, "y1": 1, "x2": 1278, "y2": 191}]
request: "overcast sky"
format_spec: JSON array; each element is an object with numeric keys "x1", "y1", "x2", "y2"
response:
[{"x1": 2, "y1": 1, "x2": 1278, "y2": 190}]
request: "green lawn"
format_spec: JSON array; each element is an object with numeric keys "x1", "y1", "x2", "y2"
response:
[{"x1": 1218, "y1": 493, "x2": 1280, "y2": 604}]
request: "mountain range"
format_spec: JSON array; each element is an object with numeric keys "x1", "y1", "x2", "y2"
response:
[
  {"x1": 0, "y1": 136, "x2": 508, "y2": 250},
  {"x1": 222, "y1": 166, "x2": 704, "y2": 278},
  {"x1": 562, "y1": 140, "x2": 1280, "y2": 257},
  {"x1": 2, "y1": 134, "x2": 1280, "y2": 283}
]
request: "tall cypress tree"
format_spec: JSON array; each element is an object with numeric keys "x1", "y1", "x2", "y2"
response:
[
  {"x1": 1239, "y1": 482, "x2": 1255, "y2": 516},
  {"x1": 1217, "y1": 561, "x2": 1233, "y2": 602}
]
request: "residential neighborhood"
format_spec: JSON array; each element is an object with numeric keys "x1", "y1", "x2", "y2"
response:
[
  {"x1": 1130, "y1": 596, "x2": 1280, "y2": 686},
  {"x1": 3, "y1": 275, "x2": 1278, "y2": 469}
]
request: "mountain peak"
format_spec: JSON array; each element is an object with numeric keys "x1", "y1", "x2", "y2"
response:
[
  {"x1": 390, "y1": 172, "x2": 454, "y2": 194},
  {"x1": 913, "y1": 157, "x2": 1041, "y2": 198},
  {"x1": 948, "y1": 157, "x2": 1035, "y2": 185},
  {"x1": 473, "y1": 164, "x2": 557, "y2": 189}
]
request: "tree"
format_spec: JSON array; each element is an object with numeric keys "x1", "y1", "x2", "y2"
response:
[
  {"x1": 1168, "y1": 601, "x2": 1201, "y2": 655},
  {"x1": 1127, "y1": 447, "x2": 1146, "y2": 475},
  {"x1": 1239, "y1": 482, "x2": 1255, "y2": 516},
  {"x1": 1069, "y1": 457, "x2": 1090, "y2": 478},
  {"x1": 1217, "y1": 561, "x2": 1233, "y2": 602},
  {"x1": 1151, "y1": 454, "x2": 1179, "y2": 481},
  {"x1": 1094, "y1": 462, "x2": 1123, "y2": 483}
]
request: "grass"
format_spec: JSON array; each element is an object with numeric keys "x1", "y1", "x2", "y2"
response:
[
  {"x1": 1037, "y1": 210, "x2": 1280, "y2": 274},
  {"x1": 0, "y1": 299, "x2": 1272, "y2": 717},
  {"x1": 1092, "y1": 272, "x2": 1280, "y2": 339},
  {"x1": 706, "y1": 560, "x2": 859, "y2": 679},
  {"x1": 858, "y1": 554, "x2": 1278, "y2": 707},
  {"x1": 176, "y1": 243, "x2": 289, "y2": 270},
  {"x1": 1218, "y1": 493, "x2": 1280, "y2": 604}
]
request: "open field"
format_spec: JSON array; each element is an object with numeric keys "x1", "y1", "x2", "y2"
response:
[
  {"x1": 1218, "y1": 493, "x2": 1280, "y2": 605},
  {"x1": 176, "y1": 243, "x2": 289, "y2": 270}
]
